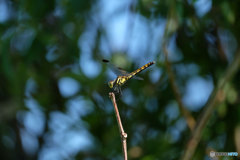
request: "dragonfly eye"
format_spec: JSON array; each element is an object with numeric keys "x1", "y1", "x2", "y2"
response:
[{"x1": 108, "y1": 81, "x2": 114, "y2": 88}]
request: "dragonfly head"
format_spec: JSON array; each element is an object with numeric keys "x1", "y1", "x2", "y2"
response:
[{"x1": 108, "y1": 80, "x2": 114, "y2": 88}]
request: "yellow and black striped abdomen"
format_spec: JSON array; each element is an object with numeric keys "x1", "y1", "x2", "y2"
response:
[{"x1": 126, "y1": 61, "x2": 155, "y2": 80}]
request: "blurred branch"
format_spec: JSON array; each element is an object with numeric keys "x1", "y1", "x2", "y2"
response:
[
  {"x1": 109, "y1": 92, "x2": 128, "y2": 160},
  {"x1": 12, "y1": 118, "x2": 26, "y2": 159},
  {"x1": 181, "y1": 49, "x2": 240, "y2": 160},
  {"x1": 0, "y1": 100, "x2": 19, "y2": 122},
  {"x1": 162, "y1": 11, "x2": 196, "y2": 131},
  {"x1": 162, "y1": 43, "x2": 196, "y2": 131}
]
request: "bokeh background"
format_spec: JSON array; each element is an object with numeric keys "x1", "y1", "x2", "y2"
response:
[{"x1": 0, "y1": 0, "x2": 240, "y2": 159}]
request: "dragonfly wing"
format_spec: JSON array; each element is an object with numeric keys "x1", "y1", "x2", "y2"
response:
[
  {"x1": 133, "y1": 76, "x2": 144, "y2": 80},
  {"x1": 115, "y1": 68, "x2": 144, "y2": 80},
  {"x1": 102, "y1": 59, "x2": 144, "y2": 80},
  {"x1": 102, "y1": 59, "x2": 128, "y2": 76}
]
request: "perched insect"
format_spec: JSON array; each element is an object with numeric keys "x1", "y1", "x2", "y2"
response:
[{"x1": 103, "y1": 59, "x2": 155, "y2": 95}]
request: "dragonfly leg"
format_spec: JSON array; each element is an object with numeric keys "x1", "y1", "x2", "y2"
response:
[
  {"x1": 118, "y1": 87, "x2": 122, "y2": 97},
  {"x1": 113, "y1": 85, "x2": 122, "y2": 96},
  {"x1": 112, "y1": 86, "x2": 122, "y2": 100},
  {"x1": 113, "y1": 86, "x2": 119, "y2": 94}
]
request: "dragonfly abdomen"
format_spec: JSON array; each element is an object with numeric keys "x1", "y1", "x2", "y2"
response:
[{"x1": 128, "y1": 61, "x2": 155, "y2": 78}]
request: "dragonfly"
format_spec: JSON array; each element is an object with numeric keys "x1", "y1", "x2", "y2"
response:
[{"x1": 103, "y1": 59, "x2": 155, "y2": 95}]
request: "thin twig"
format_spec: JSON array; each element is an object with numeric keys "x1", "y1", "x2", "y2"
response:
[
  {"x1": 162, "y1": 9, "x2": 196, "y2": 131},
  {"x1": 181, "y1": 49, "x2": 240, "y2": 160},
  {"x1": 162, "y1": 40, "x2": 196, "y2": 131},
  {"x1": 109, "y1": 92, "x2": 128, "y2": 160}
]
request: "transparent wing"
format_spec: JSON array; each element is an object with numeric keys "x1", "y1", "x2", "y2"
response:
[
  {"x1": 102, "y1": 59, "x2": 144, "y2": 80},
  {"x1": 102, "y1": 59, "x2": 129, "y2": 76},
  {"x1": 133, "y1": 76, "x2": 144, "y2": 80}
]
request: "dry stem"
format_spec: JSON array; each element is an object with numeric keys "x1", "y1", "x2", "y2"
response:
[
  {"x1": 109, "y1": 92, "x2": 128, "y2": 160},
  {"x1": 181, "y1": 49, "x2": 240, "y2": 160}
]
